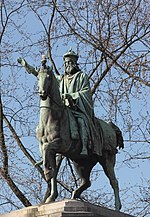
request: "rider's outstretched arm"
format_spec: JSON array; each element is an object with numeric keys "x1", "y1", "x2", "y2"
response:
[{"x1": 17, "y1": 58, "x2": 38, "y2": 77}]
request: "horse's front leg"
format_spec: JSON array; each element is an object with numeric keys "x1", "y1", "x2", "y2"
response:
[
  {"x1": 43, "y1": 138, "x2": 63, "y2": 180},
  {"x1": 43, "y1": 142, "x2": 56, "y2": 182},
  {"x1": 44, "y1": 154, "x2": 63, "y2": 203},
  {"x1": 45, "y1": 177, "x2": 57, "y2": 203}
]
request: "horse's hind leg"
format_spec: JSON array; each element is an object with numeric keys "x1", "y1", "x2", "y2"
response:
[
  {"x1": 71, "y1": 159, "x2": 96, "y2": 199},
  {"x1": 100, "y1": 153, "x2": 122, "y2": 211}
]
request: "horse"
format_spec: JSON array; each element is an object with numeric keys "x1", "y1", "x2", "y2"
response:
[{"x1": 36, "y1": 66, "x2": 124, "y2": 210}]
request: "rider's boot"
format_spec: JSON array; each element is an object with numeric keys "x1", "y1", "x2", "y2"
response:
[
  {"x1": 77, "y1": 118, "x2": 88, "y2": 156},
  {"x1": 80, "y1": 137, "x2": 88, "y2": 155}
]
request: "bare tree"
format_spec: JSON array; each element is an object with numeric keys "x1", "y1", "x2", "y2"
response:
[{"x1": 0, "y1": 0, "x2": 149, "y2": 216}]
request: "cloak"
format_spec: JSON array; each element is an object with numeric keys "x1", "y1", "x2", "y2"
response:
[{"x1": 56, "y1": 71, "x2": 102, "y2": 156}]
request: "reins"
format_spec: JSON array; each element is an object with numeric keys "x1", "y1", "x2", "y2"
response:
[
  {"x1": 48, "y1": 94, "x2": 66, "y2": 110},
  {"x1": 38, "y1": 70, "x2": 65, "y2": 111},
  {"x1": 39, "y1": 92, "x2": 66, "y2": 113}
]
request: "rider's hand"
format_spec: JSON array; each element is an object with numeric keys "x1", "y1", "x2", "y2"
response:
[
  {"x1": 17, "y1": 57, "x2": 26, "y2": 67},
  {"x1": 63, "y1": 93, "x2": 73, "y2": 100},
  {"x1": 62, "y1": 94, "x2": 77, "y2": 109}
]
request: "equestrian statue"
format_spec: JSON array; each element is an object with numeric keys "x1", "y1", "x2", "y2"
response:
[{"x1": 17, "y1": 49, "x2": 124, "y2": 210}]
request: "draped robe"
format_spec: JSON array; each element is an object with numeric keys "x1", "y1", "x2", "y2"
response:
[{"x1": 56, "y1": 71, "x2": 102, "y2": 156}]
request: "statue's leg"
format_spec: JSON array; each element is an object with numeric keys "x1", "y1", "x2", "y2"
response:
[
  {"x1": 43, "y1": 181, "x2": 51, "y2": 203},
  {"x1": 44, "y1": 177, "x2": 57, "y2": 203},
  {"x1": 44, "y1": 154, "x2": 63, "y2": 203},
  {"x1": 43, "y1": 138, "x2": 63, "y2": 181},
  {"x1": 77, "y1": 118, "x2": 88, "y2": 155},
  {"x1": 42, "y1": 142, "x2": 56, "y2": 182},
  {"x1": 71, "y1": 159, "x2": 96, "y2": 199},
  {"x1": 100, "y1": 152, "x2": 122, "y2": 211}
]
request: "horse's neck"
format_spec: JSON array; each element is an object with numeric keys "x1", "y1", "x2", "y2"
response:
[
  {"x1": 39, "y1": 75, "x2": 68, "y2": 141},
  {"x1": 40, "y1": 74, "x2": 64, "y2": 111}
]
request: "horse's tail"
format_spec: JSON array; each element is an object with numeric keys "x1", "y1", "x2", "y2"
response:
[{"x1": 108, "y1": 122, "x2": 124, "y2": 149}]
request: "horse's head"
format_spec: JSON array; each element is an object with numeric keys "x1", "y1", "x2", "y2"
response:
[{"x1": 37, "y1": 68, "x2": 51, "y2": 100}]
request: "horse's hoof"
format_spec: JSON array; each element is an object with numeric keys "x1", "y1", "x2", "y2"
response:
[
  {"x1": 71, "y1": 190, "x2": 80, "y2": 200},
  {"x1": 71, "y1": 190, "x2": 75, "y2": 199},
  {"x1": 45, "y1": 196, "x2": 55, "y2": 204},
  {"x1": 115, "y1": 203, "x2": 122, "y2": 211}
]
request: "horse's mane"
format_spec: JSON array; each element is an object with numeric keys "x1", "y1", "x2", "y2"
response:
[{"x1": 49, "y1": 71, "x2": 63, "y2": 107}]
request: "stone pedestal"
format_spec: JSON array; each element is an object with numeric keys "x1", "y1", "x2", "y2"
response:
[{"x1": 0, "y1": 199, "x2": 135, "y2": 217}]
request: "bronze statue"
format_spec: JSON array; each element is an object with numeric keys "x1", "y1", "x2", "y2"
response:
[{"x1": 17, "y1": 51, "x2": 124, "y2": 210}]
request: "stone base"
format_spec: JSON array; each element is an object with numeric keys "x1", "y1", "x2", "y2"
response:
[{"x1": 0, "y1": 199, "x2": 135, "y2": 217}]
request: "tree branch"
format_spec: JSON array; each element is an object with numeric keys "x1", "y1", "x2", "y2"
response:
[
  {"x1": 0, "y1": 0, "x2": 26, "y2": 43},
  {"x1": 0, "y1": 168, "x2": 32, "y2": 207},
  {"x1": 3, "y1": 114, "x2": 73, "y2": 197},
  {"x1": 3, "y1": 114, "x2": 45, "y2": 179},
  {"x1": 54, "y1": 2, "x2": 150, "y2": 91},
  {"x1": 48, "y1": 0, "x2": 59, "y2": 75},
  {"x1": 0, "y1": 95, "x2": 32, "y2": 207}
]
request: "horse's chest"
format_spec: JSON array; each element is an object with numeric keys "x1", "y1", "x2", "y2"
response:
[{"x1": 36, "y1": 111, "x2": 60, "y2": 143}]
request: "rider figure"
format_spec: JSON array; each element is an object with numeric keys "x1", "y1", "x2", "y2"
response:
[{"x1": 56, "y1": 49, "x2": 101, "y2": 156}]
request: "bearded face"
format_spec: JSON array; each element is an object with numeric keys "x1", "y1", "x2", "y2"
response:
[{"x1": 64, "y1": 58, "x2": 79, "y2": 75}]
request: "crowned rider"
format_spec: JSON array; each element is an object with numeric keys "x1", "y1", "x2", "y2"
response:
[{"x1": 56, "y1": 49, "x2": 102, "y2": 156}]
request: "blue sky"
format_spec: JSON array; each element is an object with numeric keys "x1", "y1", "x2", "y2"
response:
[{"x1": 1, "y1": 2, "x2": 150, "y2": 215}]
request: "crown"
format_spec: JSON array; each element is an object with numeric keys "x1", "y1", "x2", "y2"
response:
[{"x1": 63, "y1": 48, "x2": 78, "y2": 61}]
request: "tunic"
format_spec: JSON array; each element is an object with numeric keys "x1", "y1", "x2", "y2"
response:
[{"x1": 56, "y1": 71, "x2": 102, "y2": 156}]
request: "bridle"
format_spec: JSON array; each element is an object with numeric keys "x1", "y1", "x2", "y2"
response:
[{"x1": 38, "y1": 71, "x2": 65, "y2": 111}]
